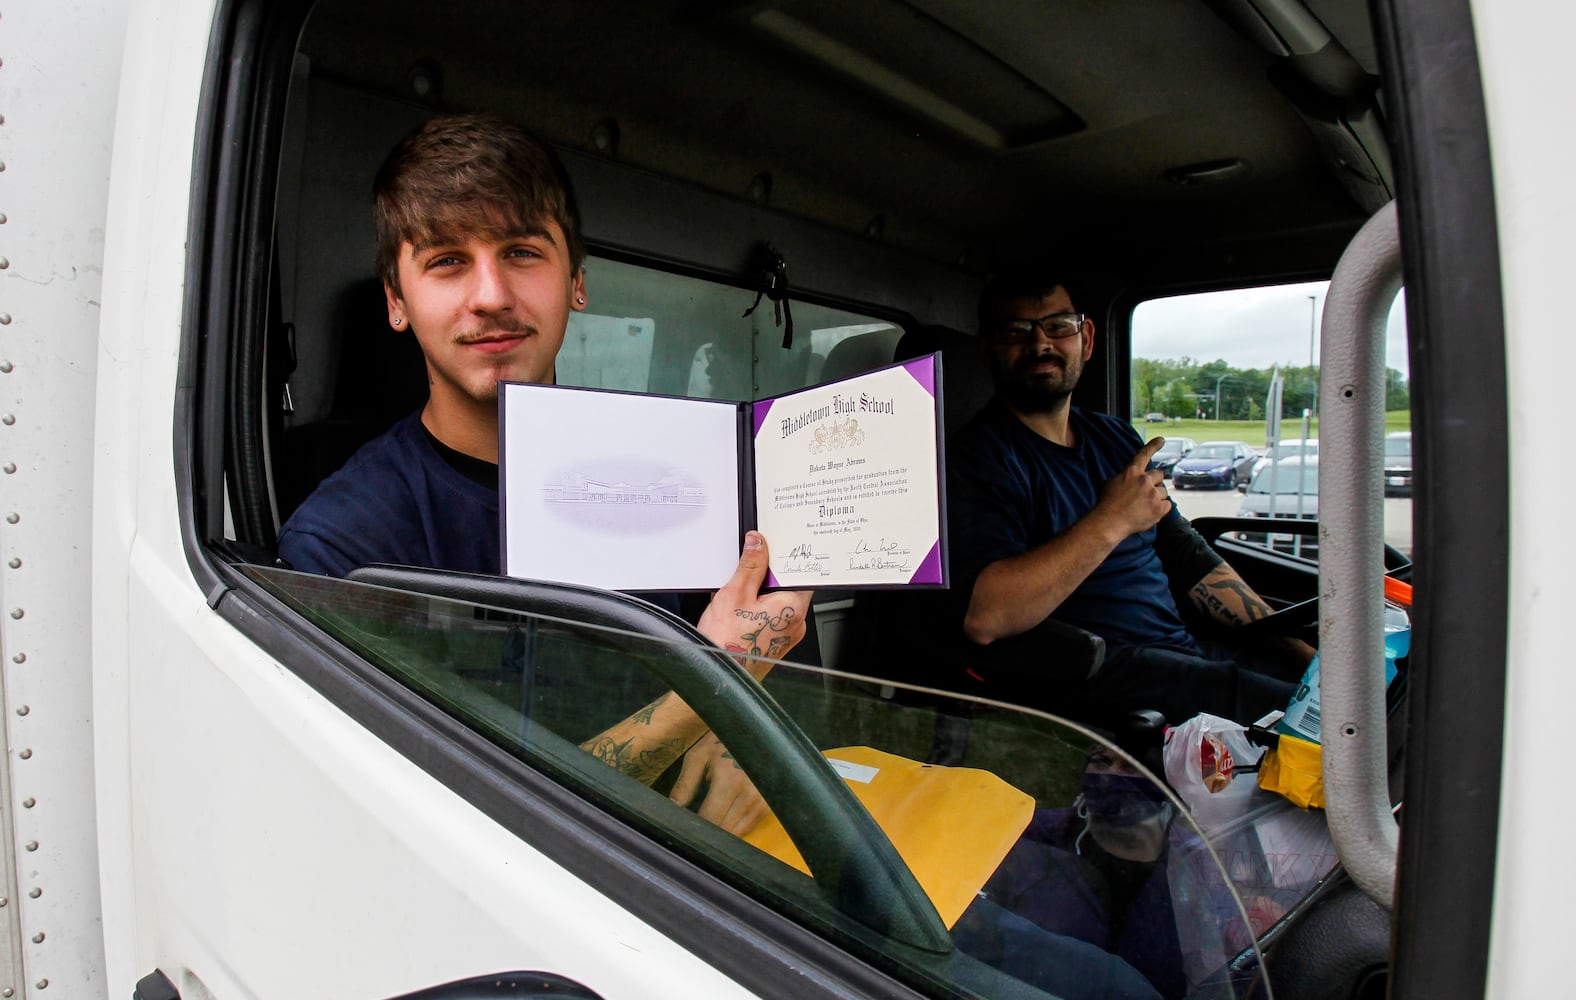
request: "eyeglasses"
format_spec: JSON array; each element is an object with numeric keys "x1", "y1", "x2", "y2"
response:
[{"x1": 992, "y1": 312, "x2": 1086, "y2": 345}]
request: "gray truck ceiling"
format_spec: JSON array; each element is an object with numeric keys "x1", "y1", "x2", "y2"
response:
[{"x1": 300, "y1": 0, "x2": 1384, "y2": 280}]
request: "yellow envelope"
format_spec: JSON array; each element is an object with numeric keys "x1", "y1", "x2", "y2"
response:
[
  {"x1": 1257, "y1": 734, "x2": 1326, "y2": 809},
  {"x1": 742, "y1": 746, "x2": 1035, "y2": 927}
]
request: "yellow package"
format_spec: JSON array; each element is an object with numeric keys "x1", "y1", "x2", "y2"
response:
[
  {"x1": 1257, "y1": 734, "x2": 1325, "y2": 809},
  {"x1": 743, "y1": 746, "x2": 1034, "y2": 928}
]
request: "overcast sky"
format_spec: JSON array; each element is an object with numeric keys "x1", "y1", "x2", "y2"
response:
[{"x1": 1131, "y1": 280, "x2": 1410, "y2": 379}]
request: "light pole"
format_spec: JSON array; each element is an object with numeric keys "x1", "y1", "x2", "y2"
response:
[
  {"x1": 1307, "y1": 294, "x2": 1318, "y2": 420},
  {"x1": 1297, "y1": 294, "x2": 1319, "y2": 552},
  {"x1": 1215, "y1": 373, "x2": 1228, "y2": 420}
]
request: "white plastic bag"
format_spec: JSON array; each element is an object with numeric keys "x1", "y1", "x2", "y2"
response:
[
  {"x1": 1165, "y1": 714, "x2": 1341, "y2": 940},
  {"x1": 1163, "y1": 713, "x2": 1261, "y2": 831}
]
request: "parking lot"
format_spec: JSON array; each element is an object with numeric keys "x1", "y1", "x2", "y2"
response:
[{"x1": 1168, "y1": 485, "x2": 1414, "y2": 557}]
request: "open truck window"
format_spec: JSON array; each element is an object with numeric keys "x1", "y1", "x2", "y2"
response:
[{"x1": 1128, "y1": 283, "x2": 1413, "y2": 568}]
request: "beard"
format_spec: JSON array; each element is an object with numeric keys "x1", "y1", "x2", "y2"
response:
[{"x1": 991, "y1": 349, "x2": 1082, "y2": 414}]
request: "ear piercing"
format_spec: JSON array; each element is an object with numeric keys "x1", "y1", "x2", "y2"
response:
[
  {"x1": 576, "y1": 296, "x2": 586, "y2": 305},
  {"x1": 392, "y1": 316, "x2": 404, "y2": 327}
]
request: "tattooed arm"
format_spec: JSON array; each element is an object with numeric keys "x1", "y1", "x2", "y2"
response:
[
  {"x1": 1188, "y1": 561, "x2": 1274, "y2": 627},
  {"x1": 1187, "y1": 562, "x2": 1316, "y2": 664},
  {"x1": 580, "y1": 689, "x2": 710, "y2": 783},
  {"x1": 580, "y1": 531, "x2": 810, "y2": 816}
]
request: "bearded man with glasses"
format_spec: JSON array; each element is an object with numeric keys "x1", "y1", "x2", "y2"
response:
[{"x1": 946, "y1": 264, "x2": 1313, "y2": 725}]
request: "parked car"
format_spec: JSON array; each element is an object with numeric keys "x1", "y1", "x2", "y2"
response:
[
  {"x1": 1237, "y1": 456, "x2": 1320, "y2": 519},
  {"x1": 1251, "y1": 437, "x2": 1319, "y2": 479},
  {"x1": 1385, "y1": 431, "x2": 1413, "y2": 496},
  {"x1": 1144, "y1": 411, "x2": 1167, "y2": 422},
  {"x1": 1236, "y1": 456, "x2": 1320, "y2": 559},
  {"x1": 1151, "y1": 436, "x2": 1198, "y2": 475},
  {"x1": 1172, "y1": 440, "x2": 1256, "y2": 489}
]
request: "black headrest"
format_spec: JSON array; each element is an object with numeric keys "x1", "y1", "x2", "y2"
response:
[
  {"x1": 327, "y1": 277, "x2": 430, "y2": 425},
  {"x1": 896, "y1": 324, "x2": 993, "y2": 440}
]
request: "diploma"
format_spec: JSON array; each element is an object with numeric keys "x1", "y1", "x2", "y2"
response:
[
  {"x1": 499, "y1": 354, "x2": 947, "y2": 592},
  {"x1": 751, "y1": 357, "x2": 946, "y2": 589}
]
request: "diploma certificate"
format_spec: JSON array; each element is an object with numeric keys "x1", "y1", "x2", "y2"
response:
[
  {"x1": 752, "y1": 357, "x2": 945, "y2": 589},
  {"x1": 499, "y1": 354, "x2": 946, "y2": 591}
]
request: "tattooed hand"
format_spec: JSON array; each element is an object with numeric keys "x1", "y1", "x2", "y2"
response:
[
  {"x1": 670, "y1": 731, "x2": 769, "y2": 835},
  {"x1": 697, "y1": 531, "x2": 812, "y2": 680}
]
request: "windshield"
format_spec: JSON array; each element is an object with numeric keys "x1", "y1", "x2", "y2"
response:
[
  {"x1": 1250, "y1": 464, "x2": 1319, "y2": 494},
  {"x1": 242, "y1": 565, "x2": 1320, "y2": 999},
  {"x1": 1271, "y1": 442, "x2": 1315, "y2": 460},
  {"x1": 1156, "y1": 442, "x2": 1187, "y2": 457},
  {"x1": 1189, "y1": 445, "x2": 1235, "y2": 460},
  {"x1": 1385, "y1": 436, "x2": 1411, "y2": 458}
]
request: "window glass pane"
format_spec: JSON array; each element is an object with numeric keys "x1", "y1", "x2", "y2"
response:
[
  {"x1": 564, "y1": 256, "x2": 902, "y2": 401},
  {"x1": 243, "y1": 565, "x2": 1336, "y2": 998},
  {"x1": 1130, "y1": 282, "x2": 1411, "y2": 561}
]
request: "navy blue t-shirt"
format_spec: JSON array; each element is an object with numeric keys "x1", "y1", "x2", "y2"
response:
[
  {"x1": 948, "y1": 401, "x2": 1202, "y2": 652},
  {"x1": 275, "y1": 412, "x2": 812, "y2": 657},
  {"x1": 279, "y1": 413, "x2": 502, "y2": 578}
]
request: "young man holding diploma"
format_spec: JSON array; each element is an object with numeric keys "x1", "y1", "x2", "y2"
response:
[{"x1": 279, "y1": 113, "x2": 809, "y2": 833}]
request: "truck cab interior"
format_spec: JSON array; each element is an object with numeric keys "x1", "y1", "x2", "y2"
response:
[{"x1": 187, "y1": 0, "x2": 1504, "y2": 997}]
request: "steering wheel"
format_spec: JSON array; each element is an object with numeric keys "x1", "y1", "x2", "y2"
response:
[
  {"x1": 1246, "y1": 543, "x2": 1413, "y2": 640},
  {"x1": 1242, "y1": 593, "x2": 1322, "y2": 637},
  {"x1": 1189, "y1": 517, "x2": 1412, "y2": 641}
]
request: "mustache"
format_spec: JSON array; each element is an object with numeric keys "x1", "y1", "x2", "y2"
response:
[
  {"x1": 455, "y1": 317, "x2": 536, "y2": 343},
  {"x1": 1014, "y1": 352, "x2": 1064, "y2": 374}
]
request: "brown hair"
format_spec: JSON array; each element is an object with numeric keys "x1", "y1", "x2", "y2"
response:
[
  {"x1": 976, "y1": 261, "x2": 1074, "y2": 336},
  {"x1": 373, "y1": 113, "x2": 585, "y2": 294}
]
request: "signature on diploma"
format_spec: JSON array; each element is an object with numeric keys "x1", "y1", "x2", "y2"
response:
[
  {"x1": 852, "y1": 538, "x2": 911, "y2": 556},
  {"x1": 847, "y1": 537, "x2": 912, "y2": 572},
  {"x1": 782, "y1": 542, "x2": 828, "y2": 576}
]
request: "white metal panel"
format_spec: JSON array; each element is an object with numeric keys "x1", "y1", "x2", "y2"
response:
[
  {"x1": 0, "y1": 649, "x2": 19, "y2": 1000},
  {"x1": 0, "y1": 0, "x2": 130, "y2": 995},
  {"x1": 113, "y1": 552, "x2": 758, "y2": 999},
  {"x1": 93, "y1": 0, "x2": 226, "y2": 989},
  {"x1": 90, "y1": 2, "x2": 761, "y2": 996},
  {"x1": 1475, "y1": 0, "x2": 1576, "y2": 995}
]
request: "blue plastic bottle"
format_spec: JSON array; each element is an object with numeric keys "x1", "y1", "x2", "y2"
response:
[{"x1": 1278, "y1": 608, "x2": 1408, "y2": 744}]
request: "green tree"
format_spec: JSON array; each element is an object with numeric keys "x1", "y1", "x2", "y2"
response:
[
  {"x1": 1385, "y1": 368, "x2": 1410, "y2": 411},
  {"x1": 1132, "y1": 358, "x2": 1165, "y2": 415}
]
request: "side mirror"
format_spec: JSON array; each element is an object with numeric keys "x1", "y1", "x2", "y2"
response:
[{"x1": 1237, "y1": 481, "x2": 1248, "y2": 493}]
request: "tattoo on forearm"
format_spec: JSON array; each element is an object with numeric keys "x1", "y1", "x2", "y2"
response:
[
  {"x1": 581, "y1": 734, "x2": 688, "y2": 783},
  {"x1": 1192, "y1": 571, "x2": 1274, "y2": 626},
  {"x1": 631, "y1": 691, "x2": 670, "y2": 726}
]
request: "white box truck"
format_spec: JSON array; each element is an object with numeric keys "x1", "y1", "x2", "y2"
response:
[{"x1": 0, "y1": 0, "x2": 1557, "y2": 997}]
